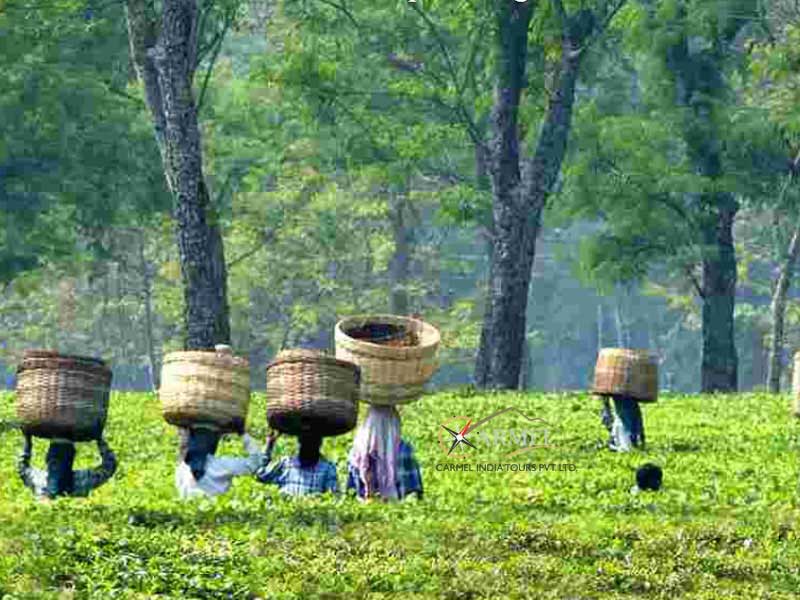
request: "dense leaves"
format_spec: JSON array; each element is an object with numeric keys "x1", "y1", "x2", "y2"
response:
[{"x1": 1, "y1": 390, "x2": 799, "y2": 596}]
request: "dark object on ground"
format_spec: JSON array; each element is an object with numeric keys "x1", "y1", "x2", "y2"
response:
[{"x1": 636, "y1": 463, "x2": 663, "y2": 491}]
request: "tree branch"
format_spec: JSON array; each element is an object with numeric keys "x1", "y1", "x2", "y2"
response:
[
  {"x1": 197, "y1": 11, "x2": 231, "y2": 112},
  {"x1": 316, "y1": 0, "x2": 360, "y2": 28},
  {"x1": 685, "y1": 263, "x2": 705, "y2": 298},
  {"x1": 408, "y1": 2, "x2": 485, "y2": 149},
  {"x1": 551, "y1": 0, "x2": 567, "y2": 24},
  {"x1": 579, "y1": 0, "x2": 627, "y2": 54}
]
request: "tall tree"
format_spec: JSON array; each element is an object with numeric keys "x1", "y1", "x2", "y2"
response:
[
  {"x1": 748, "y1": 14, "x2": 800, "y2": 391},
  {"x1": 125, "y1": 0, "x2": 232, "y2": 347},
  {"x1": 475, "y1": 0, "x2": 626, "y2": 388},
  {"x1": 559, "y1": 0, "x2": 775, "y2": 392},
  {"x1": 0, "y1": 0, "x2": 169, "y2": 284},
  {"x1": 665, "y1": 7, "x2": 740, "y2": 391}
]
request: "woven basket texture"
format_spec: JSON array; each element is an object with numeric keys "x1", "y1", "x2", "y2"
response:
[
  {"x1": 159, "y1": 349, "x2": 250, "y2": 432},
  {"x1": 334, "y1": 314, "x2": 440, "y2": 405},
  {"x1": 266, "y1": 349, "x2": 359, "y2": 436},
  {"x1": 15, "y1": 350, "x2": 112, "y2": 441},
  {"x1": 592, "y1": 348, "x2": 658, "y2": 402},
  {"x1": 792, "y1": 351, "x2": 800, "y2": 418}
]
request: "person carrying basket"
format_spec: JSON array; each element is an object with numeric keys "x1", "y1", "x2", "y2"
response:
[
  {"x1": 175, "y1": 424, "x2": 263, "y2": 499},
  {"x1": 17, "y1": 434, "x2": 117, "y2": 499},
  {"x1": 346, "y1": 405, "x2": 422, "y2": 501},
  {"x1": 14, "y1": 350, "x2": 117, "y2": 499},
  {"x1": 255, "y1": 429, "x2": 338, "y2": 496}
]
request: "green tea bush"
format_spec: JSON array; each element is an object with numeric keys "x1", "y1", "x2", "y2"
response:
[{"x1": 0, "y1": 390, "x2": 798, "y2": 598}]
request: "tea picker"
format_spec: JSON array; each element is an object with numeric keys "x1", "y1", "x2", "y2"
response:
[
  {"x1": 258, "y1": 349, "x2": 360, "y2": 496},
  {"x1": 592, "y1": 348, "x2": 658, "y2": 452},
  {"x1": 15, "y1": 350, "x2": 117, "y2": 498},
  {"x1": 335, "y1": 314, "x2": 440, "y2": 501},
  {"x1": 160, "y1": 344, "x2": 261, "y2": 499}
]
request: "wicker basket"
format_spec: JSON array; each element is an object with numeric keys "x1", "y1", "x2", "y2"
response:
[
  {"x1": 16, "y1": 350, "x2": 112, "y2": 441},
  {"x1": 266, "y1": 349, "x2": 359, "y2": 436},
  {"x1": 792, "y1": 351, "x2": 800, "y2": 418},
  {"x1": 592, "y1": 348, "x2": 658, "y2": 403},
  {"x1": 159, "y1": 346, "x2": 250, "y2": 432},
  {"x1": 335, "y1": 314, "x2": 440, "y2": 405}
]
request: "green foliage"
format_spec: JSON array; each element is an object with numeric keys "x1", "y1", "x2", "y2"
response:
[
  {"x1": 748, "y1": 24, "x2": 800, "y2": 141},
  {"x1": 556, "y1": 0, "x2": 778, "y2": 294},
  {"x1": 0, "y1": 0, "x2": 170, "y2": 283},
  {"x1": 1, "y1": 390, "x2": 798, "y2": 596}
]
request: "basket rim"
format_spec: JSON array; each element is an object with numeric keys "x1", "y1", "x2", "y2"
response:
[
  {"x1": 162, "y1": 350, "x2": 249, "y2": 368},
  {"x1": 20, "y1": 349, "x2": 108, "y2": 366},
  {"x1": 267, "y1": 349, "x2": 359, "y2": 373},
  {"x1": 335, "y1": 314, "x2": 440, "y2": 355},
  {"x1": 17, "y1": 359, "x2": 112, "y2": 377}
]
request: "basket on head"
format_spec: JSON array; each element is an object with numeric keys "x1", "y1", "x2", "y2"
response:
[
  {"x1": 334, "y1": 314, "x2": 440, "y2": 405},
  {"x1": 266, "y1": 349, "x2": 359, "y2": 437},
  {"x1": 792, "y1": 351, "x2": 800, "y2": 418},
  {"x1": 16, "y1": 350, "x2": 112, "y2": 441},
  {"x1": 592, "y1": 348, "x2": 658, "y2": 403},
  {"x1": 159, "y1": 346, "x2": 250, "y2": 433}
]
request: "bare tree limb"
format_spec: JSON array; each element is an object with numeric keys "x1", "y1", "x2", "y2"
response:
[
  {"x1": 197, "y1": 10, "x2": 231, "y2": 112},
  {"x1": 685, "y1": 263, "x2": 705, "y2": 298}
]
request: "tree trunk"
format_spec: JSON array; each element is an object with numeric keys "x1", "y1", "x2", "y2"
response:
[
  {"x1": 475, "y1": 2, "x2": 586, "y2": 389},
  {"x1": 597, "y1": 302, "x2": 603, "y2": 353},
  {"x1": 700, "y1": 198, "x2": 738, "y2": 392},
  {"x1": 614, "y1": 301, "x2": 624, "y2": 347},
  {"x1": 767, "y1": 224, "x2": 800, "y2": 392},
  {"x1": 126, "y1": 0, "x2": 230, "y2": 350},
  {"x1": 139, "y1": 229, "x2": 159, "y2": 391},
  {"x1": 666, "y1": 23, "x2": 738, "y2": 392},
  {"x1": 518, "y1": 333, "x2": 530, "y2": 389},
  {"x1": 388, "y1": 191, "x2": 412, "y2": 315},
  {"x1": 474, "y1": 0, "x2": 532, "y2": 389}
]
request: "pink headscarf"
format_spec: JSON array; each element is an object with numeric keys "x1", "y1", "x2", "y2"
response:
[{"x1": 350, "y1": 405, "x2": 401, "y2": 500}]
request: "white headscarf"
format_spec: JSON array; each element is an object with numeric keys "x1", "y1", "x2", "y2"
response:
[{"x1": 349, "y1": 405, "x2": 401, "y2": 500}]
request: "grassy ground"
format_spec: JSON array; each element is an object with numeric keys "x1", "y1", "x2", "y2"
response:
[{"x1": 0, "y1": 389, "x2": 799, "y2": 599}]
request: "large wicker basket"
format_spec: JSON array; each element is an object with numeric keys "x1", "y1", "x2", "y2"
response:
[
  {"x1": 334, "y1": 314, "x2": 440, "y2": 405},
  {"x1": 792, "y1": 351, "x2": 800, "y2": 418},
  {"x1": 592, "y1": 348, "x2": 658, "y2": 403},
  {"x1": 16, "y1": 350, "x2": 112, "y2": 441},
  {"x1": 159, "y1": 346, "x2": 250, "y2": 432},
  {"x1": 266, "y1": 349, "x2": 359, "y2": 436}
]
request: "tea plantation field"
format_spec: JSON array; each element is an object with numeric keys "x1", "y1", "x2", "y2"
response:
[{"x1": 1, "y1": 390, "x2": 799, "y2": 598}]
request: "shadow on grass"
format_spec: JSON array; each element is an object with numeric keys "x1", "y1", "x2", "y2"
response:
[
  {"x1": 0, "y1": 419, "x2": 21, "y2": 434},
  {"x1": 123, "y1": 503, "x2": 386, "y2": 531}
]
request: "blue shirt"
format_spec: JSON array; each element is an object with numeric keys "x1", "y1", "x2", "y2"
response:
[{"x1": 255, "y1": 453, "x2": 338, "y2": 496}]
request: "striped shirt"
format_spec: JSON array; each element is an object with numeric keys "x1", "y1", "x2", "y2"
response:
[{"x1": 255, "y1": 452, "x2": 338, "y2": 496}]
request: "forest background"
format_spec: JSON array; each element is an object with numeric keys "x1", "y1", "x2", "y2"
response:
[{"x1": 1, "y1": 0, "x2": 799, "y2": 395}]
